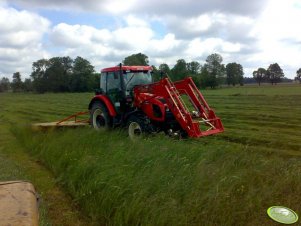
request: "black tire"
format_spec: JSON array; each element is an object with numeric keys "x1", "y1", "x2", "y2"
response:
[
  {"x1": 90, "y1": 102, "x2": 112, "y2": 130},
  {"x1": 126, "y1": 115, "x2": 152, "y2": 140}
]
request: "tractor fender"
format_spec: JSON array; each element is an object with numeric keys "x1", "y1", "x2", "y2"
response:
[{"x1": 88, "y1": 95, "x2": 117, "y2": 117}]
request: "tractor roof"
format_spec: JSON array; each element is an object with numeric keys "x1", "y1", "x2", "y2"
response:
[{"x1": 101, "y1": 65, "x2": 152, "y2": 73}]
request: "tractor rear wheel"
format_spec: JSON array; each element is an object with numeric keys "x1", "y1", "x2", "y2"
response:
[
  {"x1": 127, "y1": 115, "x2": 151, "y2": 139},
  {"x1": 90, "y1": 102, "x2": 112, "y2": 130}
]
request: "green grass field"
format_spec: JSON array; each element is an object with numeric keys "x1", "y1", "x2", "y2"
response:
[{"x1": 0, "y1": 83, "x2": 301, "y2": 225}]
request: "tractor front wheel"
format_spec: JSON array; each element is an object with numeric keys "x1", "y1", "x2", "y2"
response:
[
  {"x1": 90, "y1": 102, "x2": 112, "y2": 130},
  {"x1": 127, "y1": 115, "x2": 150, "y2": 140}
]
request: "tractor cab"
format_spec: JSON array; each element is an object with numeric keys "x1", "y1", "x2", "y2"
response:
[{"x1": 98, "y1": 65, "x2": 152, "y2": 112}]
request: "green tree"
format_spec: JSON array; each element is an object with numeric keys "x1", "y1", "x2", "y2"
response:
[
  {"x1": 91, "y1": 73, "x2": 101, "y2": 90},
  {"x1": 31, "y1": 59, "x2": 50, "y2": 93},
  {"x1": 266, "y1": 63, "x2": 284, "y2": 85},
  {"x1": 0, "y1": 77, "x2": 10, "y2": 92},
  {"x1": 70, "y1": 56, "x2": 95, "y2": 92},
  {"x1": 185, "y1": 61, "x2": 201, "y2": 87},
  {"x1": 11, "y1": 72, "x2": 23, "y2": 92},
  {"x1": 203, "y1": 53, "x2": 225, "y2": 88},
  {"x1": 31, "y1": 56, "x2": 97, "y2": 93},
  {"x1": 198, "y1": 66, "x2": 211, "y2": 89},
  {"x1": 171, "y1": 59, "x2": 188, "y2": 81},
  {"x1": 226, "y1": 62, "x2": 244, "y2": 86},
  {"x1": 159, "y1": 63, "x2": 171, "y2": 75},
  {"x1": 123, "y1": 53, "x2": 149, "y2": 66},
  {"x1": 151, "y1": 65, "x2": 160, "y2": 81},
  {"x1": 296, "y1": 68, "x2": 301, "y2": 83},
  {"x1": 45, "y1": 56, "x2": 73, "y2": 92},
  {"x1": 238, "y1": 73, "x2": 244, "y2": 86},
  {"x1": 253, "y1": 68, "x2": 266, "y2": 86},
  {"x1": 151, "y1": 63, "x2": 172, "y2": 81},
  {"x1": 23, "y1": 78, "x2": 33, "y2": 92},
  {"x1": 187, "y1": 61, "x2": 201, "y2": 75}
]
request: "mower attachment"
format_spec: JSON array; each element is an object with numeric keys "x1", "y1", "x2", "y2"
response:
[{"x1": 32, "y1": 111, "x2": 89, "y2": 130}]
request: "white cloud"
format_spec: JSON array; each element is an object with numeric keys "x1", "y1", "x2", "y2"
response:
[
  {"x1": 104, "y1": 0, "x2": 137, "y2": 14},
  {"x1": 148, "y1": 34, "x2": 181, "y2": 53},
  {"x1": 3, "y1": 0, "x2": 137, "y2": 13},
  {"x1": 1, "y1": 0, "x2": 301, "y2": 80},
  {"x1": 50, "y1": 23, "x2": 112, "y2": 47},
  {"x1": 0, "y1": 6, "x2": 50, "y2": 78},
  {"x1": 185, "y1": 15, "x2": 213, "y2": 33},
  {"x1": 248, "y1": 0, "x2": 301, "y2": 77},
  {"x1": 125, "y1": 15, "x2": 149, "y2": 27},
  {"x1": 164, "y1": 12, "x2": 255, "y2": 42},
  {"x1": 0, "y1": 7, "x2": 49, "y2": 47},
  {"x1": 48, "y1": 18, "x2": 181, "y2": 70},
  {"x1": 252, "y1": 0, "x2": 301, "y2": 42},
  {"x1": 185, "y1": 38, "x2": 242, "y2": 58},
  {"x1": 47, "y1": 19, "x2": 247, "y2": 74},
  {"x1": 128, "y1": 0, "x2": 267, "y2": 17},
  {"x1": 3, "y1": 0, "x2": 266, "y2": 16},
  {"x1": 222, "y1": 42, "x2": 242, "y2": 53}
]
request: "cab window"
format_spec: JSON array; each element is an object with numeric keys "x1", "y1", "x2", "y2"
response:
[
  {"x1": 107, "y1": 72, "x2": 120, "y2": 92},
  {"x1": 100, "y1": 72, "x2": 106, "y2": 91}
]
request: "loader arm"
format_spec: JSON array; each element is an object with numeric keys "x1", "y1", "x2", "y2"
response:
[{"x1": 133, "y1": 77, "x2": 224, "y2": 138}]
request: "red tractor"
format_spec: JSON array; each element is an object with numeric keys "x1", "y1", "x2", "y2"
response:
[{"x1": 88, "y1": 64, "x2": 224, "y2": 139}]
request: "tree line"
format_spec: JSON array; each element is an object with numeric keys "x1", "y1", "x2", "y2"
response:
[
  {"x1": 124, "y1": 53, "x2": 244, "y2": 88},
  {"x1": 1, "y1": 53, "x2": 300, "y2": 93},
  {"x1": 0, "y1": 56, "x2": 99, "y2": 93},
  {"x1": 123, "y1": 53, "x2": 297, "y2": 87},
  {"x1": 252, "y1": 63, "x2": 290, "y2": 85}
]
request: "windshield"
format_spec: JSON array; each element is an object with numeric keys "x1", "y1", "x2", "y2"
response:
[{"x1": 124, "y1": 71, "x2": 152, "y2": 91}]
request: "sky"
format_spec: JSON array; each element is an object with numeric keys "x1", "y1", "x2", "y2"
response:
[{"x1": 0, "y1": 0, "x2": 301, "y2": 80}]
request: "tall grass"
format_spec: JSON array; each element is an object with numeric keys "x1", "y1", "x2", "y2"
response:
[{"x1": 13, "y1": 127, "x2": 301, "y2": 226}]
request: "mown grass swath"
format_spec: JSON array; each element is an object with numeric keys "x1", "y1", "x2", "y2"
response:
[{"x1": 1, "y1": 83, "x2": 301, "y2": 225}]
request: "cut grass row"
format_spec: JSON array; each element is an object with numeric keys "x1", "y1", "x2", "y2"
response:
[{"x1": 1, "y1": 83, "x2": 301, "y2": 225}]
